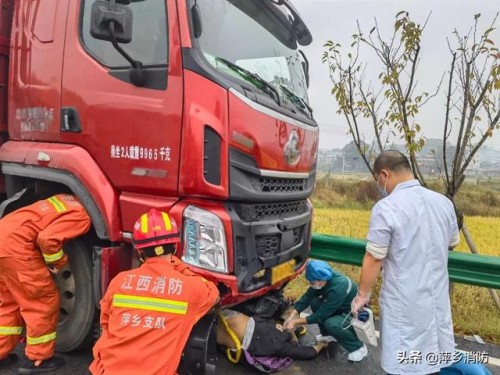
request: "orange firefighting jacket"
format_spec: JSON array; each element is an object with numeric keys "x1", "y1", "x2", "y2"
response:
[
  {"x1": 90, "y1": 255, "x2": 219, "y2": 375},
  {"x1": 0, "y1": 194, "x2": 91, "y2": 268}
]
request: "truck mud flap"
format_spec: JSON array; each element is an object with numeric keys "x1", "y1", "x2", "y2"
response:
[{"x1": 178, "y1": 311, "x2": 218, "y2": 375}]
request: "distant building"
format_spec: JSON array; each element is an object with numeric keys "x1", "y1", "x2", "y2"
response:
[{"x1": 317, "y1": 140, "x2": 500, "y2": 177}]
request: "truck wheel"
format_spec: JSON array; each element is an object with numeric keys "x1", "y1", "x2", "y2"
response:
[{"x1": 54, "y1": 238, "x2": 97, "y2": 352}]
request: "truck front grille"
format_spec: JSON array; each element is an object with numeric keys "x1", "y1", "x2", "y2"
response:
[
  {"x1": 255, "y1": 227, "x2": 304, "y2": 258},
  {"x1": 228, "y1": 199, "x2": 312, "y2": 293},
  {"x1": 293, "y1": 227, "x2": 303, "y2": 244},
  {"x1": 229, "y1": 148, "x2": 315, "y2": 201},
  {"x1": 256, "y1": 235, "x2": 280, "y2": 257},
  {"x1": 252, "y1": 175, "x2": 307, "y2": 193},
  {"x1": 234, "y1": 200, "x2": 308, "y2": 222}
]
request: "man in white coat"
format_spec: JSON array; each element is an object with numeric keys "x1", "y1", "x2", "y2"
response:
[{"x1": 352, "y1": 150, "x2": 460, "y2": 375}]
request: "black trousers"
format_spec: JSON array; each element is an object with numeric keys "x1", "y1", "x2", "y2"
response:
[{"x1": 247, "y1": 317, "x2": 317, "y2": 360}]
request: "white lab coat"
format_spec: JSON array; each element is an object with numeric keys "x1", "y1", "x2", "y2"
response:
[{"x1": 367, "y1": 180, "x2": 458, "y2": 374}]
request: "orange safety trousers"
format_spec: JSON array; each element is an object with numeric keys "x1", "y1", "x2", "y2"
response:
[{"x1": 0, "y1": 255, "x2": 59, "y2": 361}]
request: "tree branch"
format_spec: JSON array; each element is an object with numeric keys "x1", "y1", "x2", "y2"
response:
[
  {"x1": 359, "y1": 84, "x2": 384, "y2": 152},
  {"x1": 443, "y1": 53, "x2": 457, "y2": 192},
  {"x1": 452, "y1": 60, "x2": 471, "y2": 187},
  {"x1": 459, "y1": 110, "x2": 500, "y2": 178}
]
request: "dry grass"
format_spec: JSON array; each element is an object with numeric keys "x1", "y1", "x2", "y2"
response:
[
  {"x1": 312, "y1": 176, "x2": 500, "y2": 217},
  {"x1": 284, "y1": 208, "x2": 500, "y2": 343}
]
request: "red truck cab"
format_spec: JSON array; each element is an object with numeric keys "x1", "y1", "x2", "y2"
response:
[{"x1": 0, "y1": 0, "x2": 318, "y2": 372}]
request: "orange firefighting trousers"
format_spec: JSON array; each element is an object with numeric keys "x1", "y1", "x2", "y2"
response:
[{"x1": 0, "y1": 256, "x2": 59, "y2": 361}]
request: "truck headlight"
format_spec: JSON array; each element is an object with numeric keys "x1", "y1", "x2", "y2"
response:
[{"x1": 182, "y1": 206, "x2": 228, "y2": 273}]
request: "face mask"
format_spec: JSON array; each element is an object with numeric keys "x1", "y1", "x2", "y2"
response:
[
  {"x1": 377, "y1": 174, "x2": 389, "y2": 198},
  {"x1": 310, "y1": 283, "x2": 323, "y2": 290}
]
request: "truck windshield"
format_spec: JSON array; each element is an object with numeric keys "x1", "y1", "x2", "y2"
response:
[{"x1": 194, "y1": 0, "x2": 310, "y2": 108}]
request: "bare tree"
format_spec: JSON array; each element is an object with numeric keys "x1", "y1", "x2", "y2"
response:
[
  {"x1": 443, "y1": 13, "x2": 500, "y2": 221},
  {"x1": 323, "y1": 11, "x2": 500, "y2": 309},
  {"x1": 322, "y1": 12, "x2": 443, "y2": 183}
]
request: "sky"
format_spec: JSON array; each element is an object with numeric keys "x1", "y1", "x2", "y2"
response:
[{"x1": 292, "y1": 0, "x2": 500, "y2": 150}]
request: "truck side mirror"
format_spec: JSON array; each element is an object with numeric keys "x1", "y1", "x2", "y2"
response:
[{"x1": 90, "y1": 0, "x2": 133, "y2": 43}]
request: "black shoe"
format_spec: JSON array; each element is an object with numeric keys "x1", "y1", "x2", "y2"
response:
[
  {"x1": 18, "y1": 356, "x2": 65, "y2": 374},
  {"x1": 0, "y1": 353, "x2": 18, "y2": 367}
]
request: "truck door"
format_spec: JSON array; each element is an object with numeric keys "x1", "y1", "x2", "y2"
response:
[
  {"x1": 8, "y1": 0, "x2": 68, "y2": 141},
  {"x1": 60, "y1": 0, "x2": 183, "y2": 212}
]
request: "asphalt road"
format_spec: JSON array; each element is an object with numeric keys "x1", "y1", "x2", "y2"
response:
[{"x1": 4, "y1": 324, "x2": 499, "y2": 374}]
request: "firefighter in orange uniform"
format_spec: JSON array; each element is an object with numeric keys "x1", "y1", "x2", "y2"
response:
[
  {"x1": 0, "y1": 193, "x2": 91, "y2": 374},
  {"x1": 90, "y1": 209, "x2": 220, "y2": 375}
]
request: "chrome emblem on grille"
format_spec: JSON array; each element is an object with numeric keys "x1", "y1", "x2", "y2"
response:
[{"x1": 284, "y1": 130, "x2": 300, "y2": 166}]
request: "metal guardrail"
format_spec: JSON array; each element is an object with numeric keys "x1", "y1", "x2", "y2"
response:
[{"x1": 311, "y1": 234, "x2": 500, "y2": 290}]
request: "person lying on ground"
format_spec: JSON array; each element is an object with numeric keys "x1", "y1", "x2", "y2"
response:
[{"x1": 216, "y1": 308, "x2": 328, "y2": 361}]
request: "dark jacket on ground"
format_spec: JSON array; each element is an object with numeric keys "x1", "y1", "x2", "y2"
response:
[{"x1": 246, "y1": 317, "x2": 316, "y2": 360}]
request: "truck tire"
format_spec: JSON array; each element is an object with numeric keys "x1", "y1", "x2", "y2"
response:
[{"x1": 54, "y1": 238, "x2": 97, "y2": 352}]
